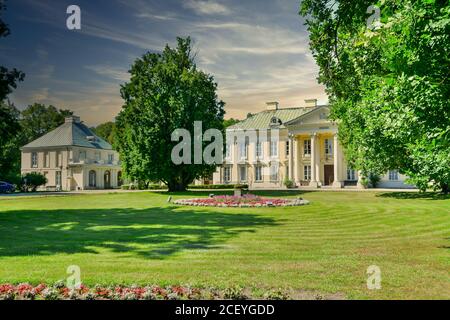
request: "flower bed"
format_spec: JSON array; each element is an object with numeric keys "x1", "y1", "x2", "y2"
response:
[
  {"x1": 0, "y1": 283, "x2": 289, "y2": 300},
  {"x1": 174, "y1": 194, "x2": 309, "y2": 207}
]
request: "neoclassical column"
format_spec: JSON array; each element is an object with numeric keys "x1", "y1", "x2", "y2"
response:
[
  {"x1": 309, "y1": 133, "x2": 319, "y2": 188},
  {"x1": 332, "y1": 133, "x2": 343, "y2": 188},
  {"x1": 293, "y1": 137, "x2": 299, "y2": 184},
  {"x1": 288, "y1": 134, "x2": 294, "y2": 181},
  {"x1": 232, "y1": 136, "x2": 239, "y2": 184}
]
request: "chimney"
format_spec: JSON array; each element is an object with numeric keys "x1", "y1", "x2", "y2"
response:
[
  {"x1": 266, "y1": 101, "x2": 279, "y2": 111},
  {"x1": 305, "y1": 99, "x2": 318, "y2": 108},
  {"x1": 65, "y1": 116, "x2": 81, "y2": 123}
]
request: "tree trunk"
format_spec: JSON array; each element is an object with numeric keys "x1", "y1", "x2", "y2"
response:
[{"x1": 167, "y1": 181, "x2": 187, "y2": 192}]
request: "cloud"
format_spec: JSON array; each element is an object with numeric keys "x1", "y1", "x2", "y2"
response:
[
  {"x1": 135, "y1": 13, "x2": 176, "y2": 20},
  {"x1": 183, "y1": 0, "x2": 230, "y2": 15},
  {"x1": 9, "y1": 0, "x2": 327, "y2": 123},
  {"x1": 84, "y1": 65, "x2": 130, "y2": 82},
  {"x1": 30, "y1": 88, "x2": 50, "y2": 102}
]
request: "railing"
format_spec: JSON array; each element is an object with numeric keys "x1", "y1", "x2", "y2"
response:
[{"x1": 69, "y1": 159, "x2": 121, "y2": 166}]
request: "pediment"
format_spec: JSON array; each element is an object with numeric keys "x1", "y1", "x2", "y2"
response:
[{"x1": 285, "y1": 105, "x2": 332, "y2": 127}]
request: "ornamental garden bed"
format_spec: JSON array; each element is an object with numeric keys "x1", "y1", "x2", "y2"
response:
[
  {"x1": 0, "y1": 283, "x2": 291, "y2": 300},
  {"x1": 174, "y1": 194, "x2": 309, "y2": 207}
]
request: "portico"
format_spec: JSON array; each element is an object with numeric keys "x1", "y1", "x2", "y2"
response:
[
  {"x1": 213, "y1": 100, "x2": 412, "y2": 190},
  {"x1": 284, "y1": 105, "x2": 345, "y2": 188},
  {"x1": 285, "y1": 131, "x2": 345, "y2": 188}
]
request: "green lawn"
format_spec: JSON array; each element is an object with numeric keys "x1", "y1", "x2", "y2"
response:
[{"x1": 0, "y1": 191, "x2": 449, "y2": 299}]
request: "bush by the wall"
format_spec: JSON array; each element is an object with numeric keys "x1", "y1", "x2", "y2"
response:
[
  {"x1": 369, "y1": 173, "x2": 381, "y2": 188},
  {"x1": 20, "y1": 173, "x2": 47, "y2": 192}
]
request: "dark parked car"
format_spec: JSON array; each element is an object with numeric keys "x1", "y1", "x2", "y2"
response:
[{"x1": 0, "y1": 181, "x2": 15, "y2": 193}]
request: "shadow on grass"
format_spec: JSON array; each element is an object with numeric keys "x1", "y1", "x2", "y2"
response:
[
  {"x1": 0, "y1": 206, "x2": 276, "y2": 259},
  {"x1": 377, "y1": 192, "x2": 450, "y2": 200}
]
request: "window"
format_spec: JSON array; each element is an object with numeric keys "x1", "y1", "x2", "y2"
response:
[
  {"x1": 239, "y1": 143, "x2": 248, "y2": 160},
  {"x1": 223, "y1": 167, "x2": 231, "y2": 182},
  {"x1": 255, "y1": 165, "x2": 263, "y2": 182},
  {"x1": 325, "y1": 139, "x2": 333, "y2": 155},
  {"x1": 44, "y1": 152, "x2": 50, "y2": 168},
  {"x1": 255, "y1": 142, "x2": 263, "y2": 158},
  {"x1": 319, "y1": 112, "x2": 328, "y2": 120},
  {"x1": 304, "y1": 165, "x2": 312, "y2": 181},
  {"x1": 239, "y1": 166, "x2": 247, "y2": 182},
  {"x1": 79, "y1": 151, "x2": 86, "y2": 162},
  {"x1": 108, "y1": 154, "x2": 114, "y2": 164},
  {"x1": 95, "y1": 152, "x2": 101, "y2": 161},
  {"x1": 304, "y1": 140, "x2": 311, "y2": 156},
  {"x1": 31, "y1": 152, "x2": 38, "y2": 168},
  {"x1": 270, "y1": 163, "x2": 279, "y2": 181},
  {"x1": 55, "y1": 171, "x2": 62, "y2": 187},
  {"x1": 389, "y1": 170, "x2": 399, "y2": 181},
  {"x1": 56, "y1": 151, "x2": 61, "y2": 167},
  {"x1": 89, "y1": 170, "x2": 97, "y2": 187},
  {"x1": 270, "y1": 141, "x2": 278, "y2": 157},
  {"x1": 286, "y1": 141, "x2": 290, "y2": 156},
  {"x1": 225, "y1": 144, "x2": 231, "y2": 159},
  {"x1": 347, "y1": 168, "x2": 357, "y2": 181}
]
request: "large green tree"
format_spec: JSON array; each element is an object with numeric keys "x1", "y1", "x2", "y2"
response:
[
  {"x1": 223, "y1": 118, "x2": 240, "y2": 128},
  {"x1": 0, "y1": 0, "x2": 24, "y2": 181},
  {"x1": 0, "y1": 101, "x2": 21, "y2": 181},
  {"x1": 300, "y1": 0, "x2": 450, "y2": 193},
  {"x1": 0, "y1": 0, "x2": 24, "y2": 102},
  {"x1": 91, "y1": 121, "x2": 116, "y2": 145},
  {"x1": 20, "y1": 103, "x2": 73, "y2": 143},
  {"x1": 116, "y1": 37, "x2": 225, "y2": 191}
]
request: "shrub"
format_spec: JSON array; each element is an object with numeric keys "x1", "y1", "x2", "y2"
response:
[
  {"x1": 263, "y1": 289, "x2": 289, "y2": 300},
  {"x1": 234, "y1": 184, "x2": 249, "y2": 190},
  {"x1": 148, "y1": 184, "x2": 167, "y2": 190},
  {"x1": 121, "y1": 183, "x2": 166, "y2": 190},
  {"x1": 360, "y1": 177, "x2": 369, "y2": 189},
  {"x1": 223, "y1": 286, "x2": 247, "y2": 300},
  {"x1": 369, "y1": 173, "x2": 381, "y2": 188},
  {"x1": 20, "y1": 173, "x2": 47, "y2": 192},
  {"x1": 283, "y1": 178, "x2": 294, "y2": 188}
]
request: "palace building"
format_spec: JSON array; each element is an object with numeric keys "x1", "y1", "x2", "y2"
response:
[
  {"x1": 213, "y1": 100, "x2": 413, "y2": 189},
  {"x1": 21, "y1": 116, "x2": 123, "y2": 191}
]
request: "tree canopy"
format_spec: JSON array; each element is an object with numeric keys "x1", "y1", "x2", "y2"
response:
[
  {"x1": 115, "y1": 37, "x2": 225, "y2": 191},
  {"x1": 20, "y1": 103, "x2": 73, "y2": 143},
  {"x1": 91, "y1": 121, "x2": 116, "y2": 145},
  {"x1": 0, "y1": 0, "x2": 24, "y2": 181},
  {"x1": 0, "y1": 0, "x2": 24, "y2": 101},
  {"x1": 300, "y1": 0, "x2": 450, "y2": 193},
  {"x1": 223, "y1": 118, "x2": 240, "y2": 128}
]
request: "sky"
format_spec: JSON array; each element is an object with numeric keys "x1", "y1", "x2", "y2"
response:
[{"x1": 1, "y1": 0, "x2": 327, "y2": 126}]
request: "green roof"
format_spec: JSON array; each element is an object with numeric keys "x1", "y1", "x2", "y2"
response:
[
  {"x1": 228, "y1": 107, "x2": 311, "y2": 130},
  {"x1": 22, "y1": 119, "x2": 113, "y2": 150}
]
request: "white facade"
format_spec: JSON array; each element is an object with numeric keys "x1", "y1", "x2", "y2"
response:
[
  {"x1": 213, "y1": 102, "x2": 415, "y2": 190},
  {"x1": 21, "y1": 116, "x2": 123, "y2": 191}
]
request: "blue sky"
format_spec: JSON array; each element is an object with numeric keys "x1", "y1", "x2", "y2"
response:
[{"x1": 1, "y1": 0, "x2": 327, "y2": 126}]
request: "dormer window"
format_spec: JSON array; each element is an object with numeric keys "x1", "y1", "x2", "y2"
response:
[
  {"x1": 270, "y1": 117, "x2": 282, "y2": 126},
  {"x1": 86, "y1": 136, "x2": 96, "y2": 142}
]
